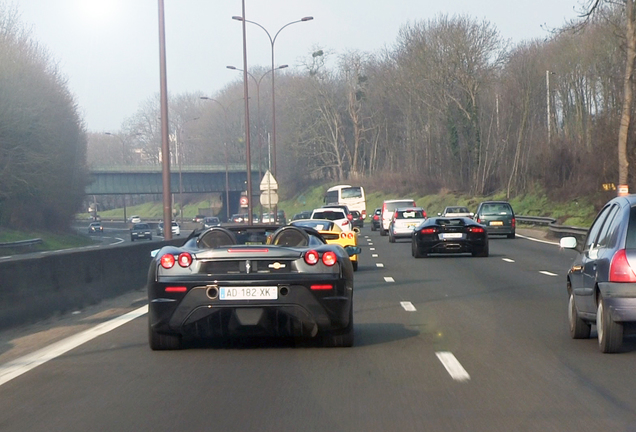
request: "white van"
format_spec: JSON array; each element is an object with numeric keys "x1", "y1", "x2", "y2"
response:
[{"x1": 380, "y1": 199, "x2": 417, "y2": 236}]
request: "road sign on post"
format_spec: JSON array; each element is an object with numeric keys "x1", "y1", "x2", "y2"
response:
[
  {"x1": 240, "y1": 195, "x2": 248, "y2": 208},
  {"x1": 259, "y1": 170, "x2": 278, "y2": 191}
]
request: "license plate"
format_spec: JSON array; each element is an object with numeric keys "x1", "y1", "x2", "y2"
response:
[
  {"x1": 219, "y1": 286, "x2": 278, "y2": 300},
  {"x1": 490, "y1": 221, "x2": 503, "y2": 226},
  {"x1": 441, "y1": 233, "x2": 463, "y2": 239}
]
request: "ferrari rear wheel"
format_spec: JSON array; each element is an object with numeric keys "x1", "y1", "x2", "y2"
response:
[
  {"x1": 322, "y1": 307, "x2": 354, "y2": 347},
  {"x1": 149, "y1": 321, "x2": 182, "y2": 350}
]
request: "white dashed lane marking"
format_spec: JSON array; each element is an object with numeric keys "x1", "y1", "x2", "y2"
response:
[
  {"x1": 372, "y1": 254, "x2": 378, "y2": 258},
  {"x1": 384, "y1": 276, "x2": 394, "y2": 282},
  {"x1": 400, "y1": 301, "x2": 416, "y2": 311},
  {"x1": 376, "y1": 263, "x2": 385, "y2": 268},
  {"x1": 539, "y1": 271, "x2": 558, "y2": 277},
  {"x1": 370, "y1": 248, "x2": 375, "y2": 251},
  {"x1": 436, "y1": 352, "x2": 470, "y2": 382},
  {"x1": 502, "y1": 258, "x2": 515, "y2": 263}
]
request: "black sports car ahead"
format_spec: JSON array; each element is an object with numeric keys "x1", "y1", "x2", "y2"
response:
[
  {"x1": 147, "y1": 224, "x2": 360, "y2": 350},
  {"x1": 411, "y1": 217, "x2": 489, "y2": 258}
]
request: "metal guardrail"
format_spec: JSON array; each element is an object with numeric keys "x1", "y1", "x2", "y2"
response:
[
  {"x1": 0, "y1": 238, "x2": 43, "y2": 249},
  {"x1": 516, "y1": 215, "x2": 588, "y2": 239}
]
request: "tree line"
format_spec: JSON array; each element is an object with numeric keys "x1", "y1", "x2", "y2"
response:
[
  {"x1": 90, "y1": 3, "x2": 635, "y2": 208},
  {"x1": 0, "y1": 4, "x2": 88, "y2": 230}
]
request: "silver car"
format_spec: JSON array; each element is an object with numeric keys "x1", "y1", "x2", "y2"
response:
[{"x1": 388, "y1": 207, "x2": 427, "y2": 243}]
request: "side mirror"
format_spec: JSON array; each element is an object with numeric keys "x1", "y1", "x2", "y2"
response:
[
  {"x1": 560, "y1": 237, "x2": 577, "y2": 250},
  {"x1": 345, "y1": 246, "x2": 361, "y2": 257}
]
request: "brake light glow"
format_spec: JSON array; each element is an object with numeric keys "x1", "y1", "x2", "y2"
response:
[
  {"x1": 420, "y1": 228, "x2": 438, "y2": 235},
  {"x1": 160, "y1": 254, "x2": 175, "y2": 269},
  {"x1": 347, "y1": 214, "x2": 353, "y2": 221},
  {"x1": 322, "y1": 251, "x2": 337, "y2": 266},
  {"x1": 165, "y1": 286, "x2": 187, "y2": 293},
  {"x1": 310, "y1": 284, "x2": 333, "y2": 290},
  {"x1": 468, "y1": 227, "x2": 485, "y2": 233},
  {"x1": 305, "y1": 250, "x2": 320, "y2": 265},
  {"x1": 609, "y1": 249, "x2": 636, "y2": 282},
  {"x1": 512, "y1": 218, "x2": 516, "y2": 229},
  {"x1": 178, "y1": 252, "x2": 192, "y2": 267}
]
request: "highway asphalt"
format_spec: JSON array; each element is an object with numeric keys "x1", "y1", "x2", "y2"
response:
[{"x1": 1, "y1": 226, "x2": 635, "y2": 431}]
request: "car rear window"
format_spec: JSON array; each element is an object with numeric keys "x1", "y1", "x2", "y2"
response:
[
  {"x1": 312, "y1": 211, "x2": 345, "y2": 221},
  {"x1": 397, "y1": 210, "x2": 425, "y2": 219},
  {"x1": 481, "y1": 204, "x2": 513, "y2": 216},
  {"x1": 626, "y1": 206, "x2": 636, "y2": 249}
]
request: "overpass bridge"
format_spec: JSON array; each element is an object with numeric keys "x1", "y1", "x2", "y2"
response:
[{"x1": 86, "y1": 165, "x2": 264, "y2": 219}]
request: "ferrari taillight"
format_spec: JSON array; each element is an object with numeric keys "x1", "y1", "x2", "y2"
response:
[
  {"x1": 322, "y1": 251, "x2": 337, "y2": 266},
  {"x1": 160, "y1": 254, "x2": 176, "y2": 269},
  {"x1": 609, "y1": 249, "x2": 636, "y2": 282},
  {"x1": 340, "y1": 232, "x2": 354, "y2": 239},
  {"x1": 178, "y1": 252, "x2": 192, "y2": 267},
  {"x1": 304, "y1": 250, "x2": 320, "y2": 265}
]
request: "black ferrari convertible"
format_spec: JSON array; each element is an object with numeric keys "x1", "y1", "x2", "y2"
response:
[
  {"x1": 411, "y1": 217, "x2": 489, "y2": 258},
  {"x1": 147, "y1": 224, "x2": 360, "y2": 350}
]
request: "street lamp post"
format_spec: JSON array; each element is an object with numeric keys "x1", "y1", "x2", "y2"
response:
[
  {"x1": 231, "y1": 15, "x2": 313, "y2": 180},
  {"x1": 227, "y1": 64, "x2": 288, "y2": 218},
  {"x1": 200, "y1": 97, "x2": 243, "y2": 221},
  {"x1": 174, "y1": 117, "x2": 199, "y2": 225}
]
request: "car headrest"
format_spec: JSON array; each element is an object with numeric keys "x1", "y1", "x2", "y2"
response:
[
  {"x1": 198, "y1": 227, "x2": 237, "y2": 248},
  {"x1": 270, "y1": 226, "x2": 310, "y2": 247}
]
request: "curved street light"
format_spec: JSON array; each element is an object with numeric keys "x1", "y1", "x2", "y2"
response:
[
  {"x1": 231, "y1": 15, "x2": 313, "y2": 180},
  {"x1": 200, "y1": 96, "x2": 244, "y2": 221}
]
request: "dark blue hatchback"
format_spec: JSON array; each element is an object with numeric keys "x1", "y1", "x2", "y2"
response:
[{"x1": 561, "y1": 195, "x2": 636, "y2": 353}]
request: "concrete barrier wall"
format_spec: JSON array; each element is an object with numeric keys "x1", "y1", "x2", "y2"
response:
[{"x1": 0, "y1": 239, "x2": 183, "y2": 330}]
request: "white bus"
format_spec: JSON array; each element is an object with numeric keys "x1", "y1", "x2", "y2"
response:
[{"x1": 324, "y1": 185, "x2": 367, "y2": 218}]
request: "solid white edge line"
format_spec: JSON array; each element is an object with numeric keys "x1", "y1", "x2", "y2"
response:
[
  {"x1": 0, "y1": 305, "x2": 148, "y2": 387},
  {"x1": 436, "y1": 351, "x2": 470, "y2": 382},
  {"x1": 516, "y1": 233, "x2": 559, "y2": 246}
]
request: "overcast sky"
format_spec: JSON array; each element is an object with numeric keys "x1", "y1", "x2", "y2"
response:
[{"x1": 13, "y1": 0, "x2": 584, "y2": 133}]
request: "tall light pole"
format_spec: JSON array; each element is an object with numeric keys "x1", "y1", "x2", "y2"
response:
[
  {"x1": 226, "y1": 64, "x2": 288, "y2": 215},
  {"x1": 174, "y1": 117, "x2": 199, "y2": 225},
  {"x1": 546, "y1": 70, "x2": 555, "y2": 146},
  {"x1": 201, "y1": 97, "x2": 243, "y2": 221},
  {"x1": 231, "y1": 15, "x2": 313, "y2": 181},
  {"x1": 158, "y1": 0, "x2": 172, "y2": 239}
]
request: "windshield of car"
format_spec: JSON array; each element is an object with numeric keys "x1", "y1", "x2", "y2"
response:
[
  {"x1": 446, "y1": 207, "x2": 469, "y2": 213},
  {"x1": 133, "y1": 224, "x2": 149, "y2": 229}
]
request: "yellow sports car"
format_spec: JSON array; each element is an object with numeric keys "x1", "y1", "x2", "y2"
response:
[{"x1": 291, "y1": 219, "x2": 360, "y2": 271}]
